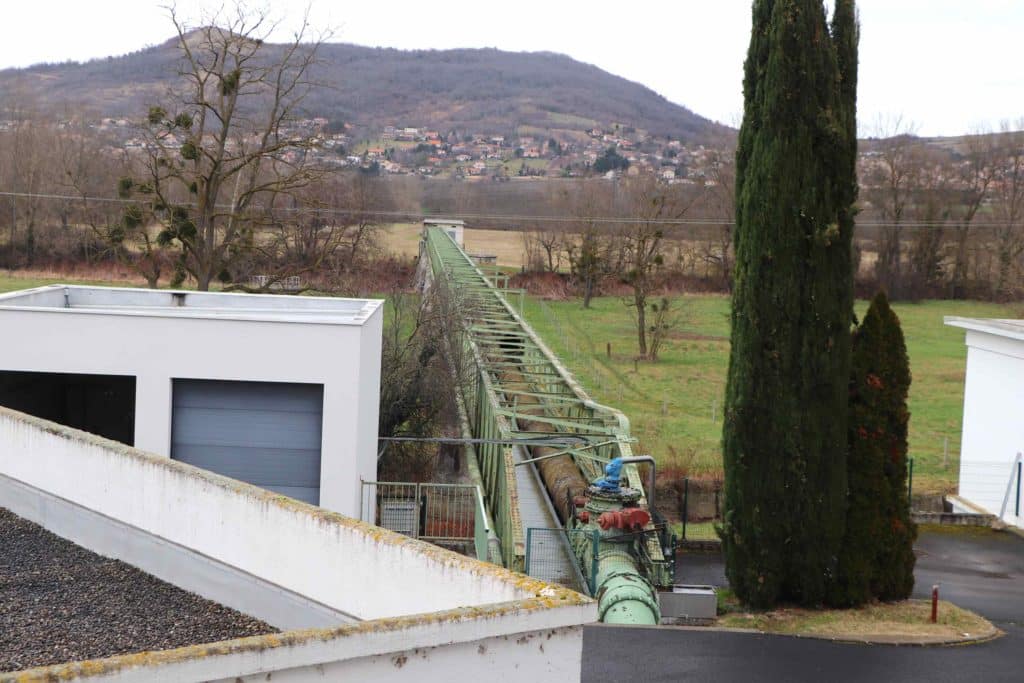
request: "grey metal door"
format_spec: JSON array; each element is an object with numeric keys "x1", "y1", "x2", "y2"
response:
[{"x1": 171, "y1": 379, "x2": 323, "y2": 505}]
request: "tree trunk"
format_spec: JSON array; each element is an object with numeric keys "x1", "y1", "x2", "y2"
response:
[{"x1": 635, "y1": 292, "x2": 647, "y2": 359}]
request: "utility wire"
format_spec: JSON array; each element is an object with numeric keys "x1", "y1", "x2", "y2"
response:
[{"x1": 0, "y1": 189, "x2": 1018, "y2": 229}]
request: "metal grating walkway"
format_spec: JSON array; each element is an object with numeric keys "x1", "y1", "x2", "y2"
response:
[{"x1": 512, "y1": 445, "x2": 583, "y2": 591}]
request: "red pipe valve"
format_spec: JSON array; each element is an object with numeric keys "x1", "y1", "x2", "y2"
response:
[{"x1": 597, "y1": 508, "x2": 650, "y2": 531}]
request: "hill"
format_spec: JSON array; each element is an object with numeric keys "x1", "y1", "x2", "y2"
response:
[{"x1": 0, "y1": 35, "x2": 727, "y2": 144}]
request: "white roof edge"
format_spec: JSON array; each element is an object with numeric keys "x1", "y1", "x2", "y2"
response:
[
  {"x1": 944, "y1": 316, "x2": 1024, "y2": 342},
  {"x1": 0, "y1": 284, "x2": 384, "y2": 327}
]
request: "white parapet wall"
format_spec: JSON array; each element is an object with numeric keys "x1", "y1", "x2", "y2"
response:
[{"x1": 0, "y1": 408, "x2": 595, "y2": 682}]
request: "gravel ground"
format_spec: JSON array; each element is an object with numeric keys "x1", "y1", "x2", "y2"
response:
[{"x1": 0, "y1": 507, "x2": 277, "y2": 673}]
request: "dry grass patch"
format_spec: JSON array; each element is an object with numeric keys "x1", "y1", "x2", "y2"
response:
[
  {"x1": 718, "y1": 596, "x2": 996, "y2": 642},
  {"x1": 380, "y1": 223, "x2": 530, "y2": 268}
]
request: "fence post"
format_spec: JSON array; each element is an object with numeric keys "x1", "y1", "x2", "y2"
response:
[
  {"x1": 907, "y1": 458, "x2": 914, "y2": 502},
  {"x1": 414, "y1": 483, "x2": 422, "y2": 539},
  {"x1": 1017, "y1": 460, "x2": 1022, "y2": 518},
  {"x1": 525, "y1": 527, "x2": 533, "y2": 575},
  {"x1": 682, "y1": 478, "x2": 689, "y2": 541}
]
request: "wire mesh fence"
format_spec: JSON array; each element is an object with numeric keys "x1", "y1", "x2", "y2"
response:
[
  {"x1": 680, "y1": 477, "x2": 723, "y2": 542},
  {"x1": 524, "y1": 527, "x2": 596, "y2": 594},
  {"x1": 359, "y1": 481, "x2": 487, "y2": 549}
]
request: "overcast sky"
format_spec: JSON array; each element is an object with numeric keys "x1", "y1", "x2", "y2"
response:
[{"x1": 2, "y1": 1, "x2": 1021, "y2": 137}]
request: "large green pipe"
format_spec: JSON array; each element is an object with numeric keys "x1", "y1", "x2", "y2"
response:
[
  {"x1": 594, "y1": 548, "x2": 661, "y2": 624},
  {"x1": 572, "y1": 489, "x2": 660, "y2": 625}
]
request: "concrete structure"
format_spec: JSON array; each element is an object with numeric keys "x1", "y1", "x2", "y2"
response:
[
  {"x1": 0, "y1": 407, "x2": 594, "y2": 681},
  {"x1": 945, "y1": 317, "x2": 1024, "y2": 529},
  {"x1": 0, "y1": 285, "x2": 383, "y2": 518},
  {"x1": 423, "y1": 218, "x2": 465, "y2": 247}
]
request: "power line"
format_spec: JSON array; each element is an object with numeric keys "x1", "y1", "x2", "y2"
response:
[{"x1": 0, "y1": 189, "x2": 1018, "y2": 229}]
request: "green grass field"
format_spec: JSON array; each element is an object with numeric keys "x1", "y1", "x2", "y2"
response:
[{"x1": 523, "y1": 295, "x2": 1021, "y2": 494}]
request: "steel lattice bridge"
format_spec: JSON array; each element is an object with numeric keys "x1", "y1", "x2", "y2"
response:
[{"x1": 417, "y1": 226, "x2": 673, "y2": 624}]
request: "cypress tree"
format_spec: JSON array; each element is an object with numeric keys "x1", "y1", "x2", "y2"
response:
[
  {"x1": 865, "y1": 293, "x2": 916, "y2": 600},
  {"x1": 832, "y1": 293, "x2": 911, "y2": 606},
  {"x1": 722, "y1": 0, "x2": 858, "y2": 608}
]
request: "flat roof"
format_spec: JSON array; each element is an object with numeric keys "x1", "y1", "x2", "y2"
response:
[
  {"x1": 423, "y1": 218, "x2": 464, "y2": 226},
  {"x1": 0, "y1": 285, "x2": 383, "y2": 326},
  {"x1": 944, "y1": 317, "x2": 1024, "y2": 342},
  {"x1": 0, "y1": 506, "x2": 275, "y2": 672}
]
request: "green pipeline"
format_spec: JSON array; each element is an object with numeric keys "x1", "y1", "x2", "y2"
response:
[{"x1": 586, "y1": 544, "x2": 660, "y2": 625}]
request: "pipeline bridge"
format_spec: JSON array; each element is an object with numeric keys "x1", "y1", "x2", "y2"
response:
[{"x1": 418, "y1": 226, "x2": 675, "y2": 625}]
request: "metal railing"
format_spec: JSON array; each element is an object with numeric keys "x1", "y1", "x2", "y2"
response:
[
  {"x1": 359, "y1": 481, "x2": 496, "y2": 562},
  {"x1": 525, "y1": 527, "x2": 598, "y2": 595}
]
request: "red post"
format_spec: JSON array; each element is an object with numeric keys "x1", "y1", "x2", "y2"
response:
[{"x1": 931, "y1": 585, "x2": 939, "y2": 623}]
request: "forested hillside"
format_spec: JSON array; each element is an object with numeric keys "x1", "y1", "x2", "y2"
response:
[{"x1": 0, "y1": 34, "x2": 725, "y2": 143}]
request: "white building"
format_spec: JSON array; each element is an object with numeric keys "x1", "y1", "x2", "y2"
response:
[
  {"x1": 0, "y1": 285, "x2": 383, "y2": 518},
  {"x1": 423, "y1": 218, "x2": 465, "y2": 247},
  {"x1": 945, "y1": 317, "x2": 1024, "y2": 529}
]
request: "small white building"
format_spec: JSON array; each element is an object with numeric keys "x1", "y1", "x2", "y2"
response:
[
  {"x1": 0, "y1": 285, "x2": 383, "y2": 518},
  {"x1": 423, "y1": 218, "x2": 465, "y2": 247},
  {"x1": 945, "y1": 317, "x2": 1024, "y2": 528}
]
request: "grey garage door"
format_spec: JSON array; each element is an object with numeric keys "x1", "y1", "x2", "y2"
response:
[{"x1": 171, "y1": 379, "x2": 324, "y2": 505}]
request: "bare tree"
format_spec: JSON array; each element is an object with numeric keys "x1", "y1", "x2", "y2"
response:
[
  {"x1": 993, "y1": 121, "x2": 1024, "y2": 297},
  {"x1": 700, "y1": 147, "x2": 736, "y2": 290},
  {"x1": 559, "y1": 181, "x2": 614, "y2": 307},
  {"x1": 125, "y1": 4, "x2": 329, "y2": 290},
  {"x1": 521, "y1": 221, "x2": 562, "y2": 273},
  {"x1": 56, "y1": 124, "x2": 173, "y2": 287},
  {"x1": 377, "y1": 282, "x2": 470, "y2": 481},
  {"x1": 866, "y1": 115, "x2": 920, "y2": 298},
  {"x1": 0, "y1": 105, "x2": 49, "y2": 267},
  {"x1": 950, "y1": 130, "x2": 998, "y2": 294},
  {"x1": 907, "y1": 153, "x2": 954, "y2": 295},
  {"x1": 617, "y1": 175, "x2": 697, "y2": 360}
]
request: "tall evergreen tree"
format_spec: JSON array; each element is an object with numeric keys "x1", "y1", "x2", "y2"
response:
[
  {"x1": 862, "y1": 293, "x2": 916, "y2": 600},
  {"x1": 832, "y1": 293, "x2": 912, "y2": 606},
  {"x1": 721, "y1": 0, "x2": 859, "y2": 608}
]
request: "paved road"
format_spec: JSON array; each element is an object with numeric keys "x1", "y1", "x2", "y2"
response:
[
  {"x1": 582, "y1": 527, "x2": 1024, "y2": 682},
  {"x1": 913, "y1": 527, "x2": 1024, "y2": 624},
  {"x1": 583, "y1": 622, "x2": 1024, "y2": 683}
]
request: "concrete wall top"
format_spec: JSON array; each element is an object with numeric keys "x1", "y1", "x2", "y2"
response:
[
  {"x1": 0, "y1": 407, "x2": 590, "y2": 617},
  {"x1": 0, "y1": 408, "x2": 594, "y2": 681},
  {"x1": 0, "y1": 285, "x2": 383, "y2": 326}
]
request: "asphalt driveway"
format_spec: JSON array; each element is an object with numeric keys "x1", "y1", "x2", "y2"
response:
[{"x1": 581, "y1": 526, "x2": 1024, "y2": 682}]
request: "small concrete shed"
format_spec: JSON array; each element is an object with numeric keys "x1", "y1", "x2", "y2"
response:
[
  {"x1": 0, "y1": 285, "x2": 383, "y2": 517},
  {"x1": 945, "y1": 317, "x2": 1024, "y2": 529},
  {"x1": 423, "y1": 218, "x2": 464, "y2": 247}
]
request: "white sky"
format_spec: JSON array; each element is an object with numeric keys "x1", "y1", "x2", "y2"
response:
[{"x1": 1, "y1": 1, "x2": 1021, "y2": 137}]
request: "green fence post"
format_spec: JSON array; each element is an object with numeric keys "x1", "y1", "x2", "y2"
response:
[
  {"x1": 525, "y1": 527, "x2": 533, "y2": 575},
  {"x1": 907, "y1": 458, "x2": 914, "y2": 502},
  {"x1": 682, "y1": 478, "x2": 689, "y2": 541}
]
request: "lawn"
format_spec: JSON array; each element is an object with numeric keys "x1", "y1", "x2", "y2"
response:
[
  {"x1": 716, "y1": 594, "x2": 994, "y2": 643},
  {"x1": 522, "y1": 294, "x2": 1022, "y2": 494}
]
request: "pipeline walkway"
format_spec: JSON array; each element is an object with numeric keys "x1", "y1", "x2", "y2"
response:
[{"x1": 421, "y1": 227, "x2": 669, "y2": 599}]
